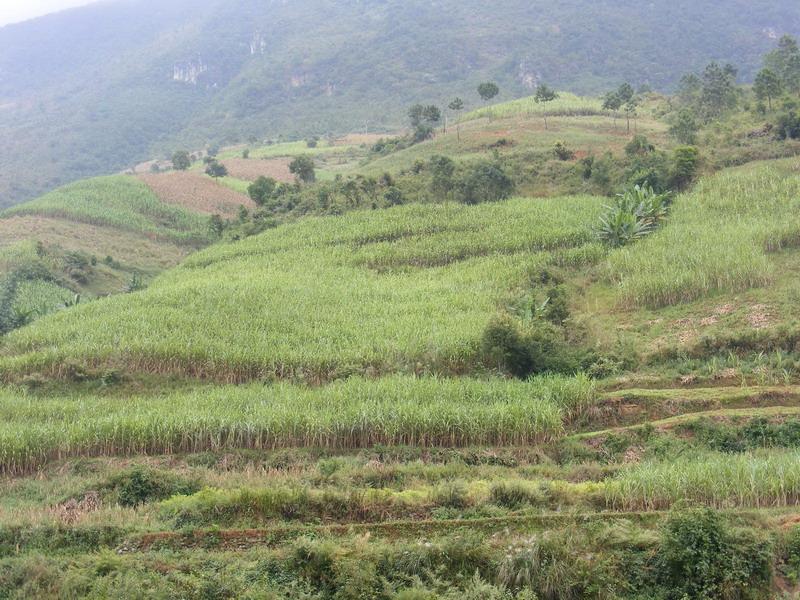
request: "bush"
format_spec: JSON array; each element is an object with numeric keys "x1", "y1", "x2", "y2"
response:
[
  {"x1": 104, "y1": 466, "x2": 199, "y2": 507},
  {"x1": 776, "y1": 111, "x2": 800, "y2": 140},
  {"x1": 480, "y1": 316, "x2": 533, "y2": 378},
  {"x1": 480, "y1": 316, "x2": 574, "y2": 378},
  {"x1": 670, "y1": 145, "x2": 700, "y2": 189},
  {"x1": 543, "y1": 285, "x2": 569, "y2": 325},
  {"x1": 657, "y1": 507, "x2": 773, "y2": 599},
  {"x1": 384, "y1": 186, "x2": 405, "y2": 206},
  {"x1": 205, "y1": 160, "x2": 228, "y2": 178},
  {"x1": 458, "y1": 162, "x2": 514, "y2": 204},
  {"x1": 248, "y1": 176, "x2": 277, "y2": 206},
  {"x1": 552, "y1": 141, "x2": 575, "y2": 161}
]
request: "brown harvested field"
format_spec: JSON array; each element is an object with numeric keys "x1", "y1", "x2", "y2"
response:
[
  {"x1": 0, "y1": 216, "x2": 189, "y2": 270},
  {"x1": 220, "y1": 158, "x2": 294, "y2": 182},
  {"x1": 137, "y1": 172, "x2": 254, "y2": 215}
]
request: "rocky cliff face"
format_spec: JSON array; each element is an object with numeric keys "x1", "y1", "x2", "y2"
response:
[
  {"x1": 173, "y1": 58, "x2": 207, "y2": 85},
  {"x1": 250, "y1": 32, "x2": 267, "y2": 55}
]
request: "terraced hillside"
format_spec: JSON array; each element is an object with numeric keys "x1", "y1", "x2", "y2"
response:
[
  {"x1": 4, "y1": 149, "x2": 800, "y2": 596},
  {"x1": 0, "y1": 172, "x2": 249, "y2": 333}
]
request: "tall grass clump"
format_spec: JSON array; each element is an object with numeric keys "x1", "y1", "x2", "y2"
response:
[
  {"x1": 606, "y1": 451, "x2": 800, "y2": 510},
  {"x1": 607, "y1": 160, "x2": 800, "y2": 307},
  {"x1": 0, "y1": 374, "x2": 591, "y2": 474}
]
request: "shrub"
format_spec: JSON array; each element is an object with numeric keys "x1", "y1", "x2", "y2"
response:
[
  {"x1": 624, "y1": 134, "x2": 655, "y2": 156},
  {"x1": 670, "y1": 145, "x2": 700, "y2": 189},
  {"x1": 481, "y1": 317, "x2": 533, "y2": 378},
  {"x1": 205, "y1": 160, "x2": 228, "y2": 178},
  {"x1": 289, "y1": 155, "x2": 316, "y2": 183},
  {"x1": 105, "y1": 466, "x2": 199, "y2": 507},
  {"x1": 657, "y1": 507, "x2": 773, "y2": 600},
  {"x1": 552, "y1": 141, "x2": 575, "y2": 161},
  {"x1": 776, "y1": 110, "x2": 800, "y2": 140},
  {"x1": 458, "y1": 162, "x2": 514, "y2": 204},
  {"x1": 384, "y1": 186, "x2": 405, "y2": 206},
  {"x1": 543, "y1": 285, "x2": 569, "y2": 325},
  {"x1": 248, "y1": 176, "x2": 277, "y2": 206}
]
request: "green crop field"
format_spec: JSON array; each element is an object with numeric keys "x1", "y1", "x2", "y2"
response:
[
  {"x1": 461, "y1": 92, "x2": 606, "y2": 121},
  {"x1": 0, "y1": 195, "x2": 604, "y2": 381},
  {"x1": 7, "y1": 42, "x2": 800, "y2": 598},
  {"x1": 607, "y1": 159, "x2": 800, "y2": 308},
  {"x1": 0, "y1": 374, "x2": 593, "y2": 475},
  {"x1": 1, "y1": 176, "x2": 212, "y2": 245}
]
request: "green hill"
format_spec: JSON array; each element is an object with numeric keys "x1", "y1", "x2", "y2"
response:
[{"x1": 1, "y1": 0, "x2": 798, "y2": 206}]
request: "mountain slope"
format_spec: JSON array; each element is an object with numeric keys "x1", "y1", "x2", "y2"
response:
[{"x1": 1, "y1": 0, "x2": 798, "y2": 207}]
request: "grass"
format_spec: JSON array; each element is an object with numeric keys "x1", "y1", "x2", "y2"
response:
[
  {"x1": 461, "y1": 92, "x2": 605, "y2": 121},
  {"x1": 607, "y1": 159, "x2": 800, "y2": 308},
  {"x1": 607, "y1": 451, "x2": 800, "y2": 510},
  {"x1": 0, "y1": 375, "x2": 591, "y2": 475},
  {"x1": 1, "y1": 176, "x2": 212, "y2": 245},
  {"x1": 0, "y1": 196, "x2": 603, "y2": 381}
]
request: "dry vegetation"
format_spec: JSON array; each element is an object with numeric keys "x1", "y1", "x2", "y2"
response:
[{"x1": 0, "y1": 216, "x2": 189, "y2": 270}]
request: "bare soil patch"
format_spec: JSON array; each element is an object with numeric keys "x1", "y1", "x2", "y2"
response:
[{"x1": 137, "y1": 172, "x2": 254, "y2": 215}]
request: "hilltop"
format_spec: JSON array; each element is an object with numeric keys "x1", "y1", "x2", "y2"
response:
[{"x1": 1, "y1": 0, "x2": 799, "y2": 206}]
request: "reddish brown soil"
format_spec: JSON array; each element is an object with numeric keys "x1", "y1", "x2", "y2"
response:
[{"x1": 137, "y1": 172, "x2": 254, "y2": 215}]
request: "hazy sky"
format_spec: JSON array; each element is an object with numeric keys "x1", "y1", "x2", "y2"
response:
[{"x1": 0, "y1": 0, "x2": 98, "y2": 27}]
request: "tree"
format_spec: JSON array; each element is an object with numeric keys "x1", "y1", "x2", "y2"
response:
[
  {"x1": 671, "y1": 146, "x2": 700, "y2": 189},
  {"x1": 408, "y1": 104, "x2": 442, "y2": 142},
  {"x1": 477, "y1": 82, "x2": 500, "y2": 103},
  {"x1": 534, "y1": 84, "x2": 559, "y2": 129},
  {"x1": 422, "y1": 105, "x2": 441, "y2": 125},
  {"x1": 624, "y1": 96, "x2": 639, "y2": 133},
  {"x1": 765, "y1": 35, "x2": 800, "y2": 96},
  {"x1": 171, "y1": 150, "x2": 191, "y2": 171},
  {"x1": 205, "y1": 160, "x2": 228, "y2": 178},
  {"x1": 699, "y1": 62, "x2": 738, "y2": 119},
  {"x1": 429, "y1": 155, "x2": 455, "y2": 197},
  {"x1": 289, "y1": 155, "x2": 316, "y2": 184},
  {"x1": 458, "y1": 162, "x2": 514, "y2": 204},
  {"x1": 602, "y1": 91, "x2": 623, "y2": 128},
  {"x1": 677, "y1": 73, "x2": 703, "y2": 108},
  {"x1": 754, "y1": 68, "x2": 783, "y2": 110},
  {"x1": 616, "y1": 82, "x2": 635, "y2": 104},
  {"x1": 669, "y1": 109, "x2": 698, "y2": 144},
  {"x1": 447, "y1": 97, "x2": 464, "y2": 138},
  {"x1": 248, "y1": 176, "x2": 278, "y2": 206}
]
